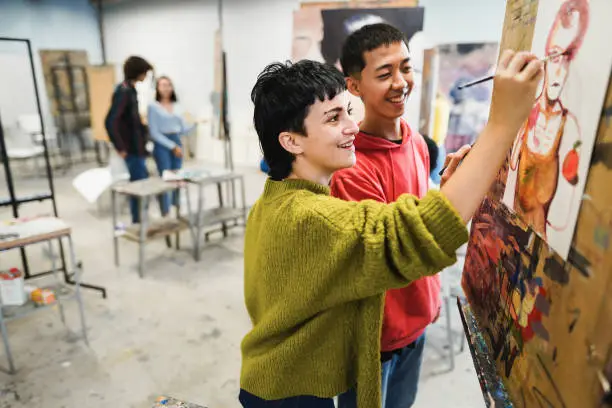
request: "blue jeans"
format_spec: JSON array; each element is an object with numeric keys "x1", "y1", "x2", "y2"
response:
[
  {"x1": 338, "y1": 334, "x2": 426, "y2": 408},
  {"x1": 124, "y1": 155, "x2": 149, "y2": 224},
  {"x1": 152, "y1": 135, "x2": 183, "y2": 216},
  {"x1": 239, "y1": 389, "x2": 334, "y2": 408}
]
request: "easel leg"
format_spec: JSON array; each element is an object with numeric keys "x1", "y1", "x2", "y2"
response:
[{"x1": 445, "y1": 295, "x2": 455, "y2": 371}]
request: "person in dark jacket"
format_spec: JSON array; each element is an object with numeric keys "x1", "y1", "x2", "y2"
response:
[{"x1": 105, "y1": 56, "x2": 153, "y2": 224}]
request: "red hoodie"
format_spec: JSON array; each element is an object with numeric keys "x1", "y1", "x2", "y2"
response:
[{"x1": 330, "y1": 119, "x2": 440, "y2": 352}]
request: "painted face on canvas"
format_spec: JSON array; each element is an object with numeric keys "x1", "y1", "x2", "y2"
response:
[
  {"x1": 352, "y1": 41, "x2": 413, "y2": 120},
  {"x1": 290, "y1": 91, "x2": 359, "y2": 174},
  {"x1": 543, "y1": 3, "x2": 588, "y2": 102},
  {"x1": 544, "y1": 49, "x2": 569, "y2": 101}
]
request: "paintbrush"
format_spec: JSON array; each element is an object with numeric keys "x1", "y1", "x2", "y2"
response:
[
  {"x1": 438, "y1": 143, "x2": 474, "y2": 177},
  {"x1": 457, "y1": 52, "x2": 561, "y2": 90}
]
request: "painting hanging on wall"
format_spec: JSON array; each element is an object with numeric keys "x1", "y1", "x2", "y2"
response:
[
  {"x1": 435, "y1": 42, "x2": 498, "y2": 155},
  {"x1": 502, "y1": 0, "x2": 612, "y2": 260},
  {"x1": 291, "y1": 6, "x2": 424, "y2": 125}
]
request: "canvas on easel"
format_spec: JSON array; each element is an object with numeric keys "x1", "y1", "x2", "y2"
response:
[
  {"x1": 461, "y1": 0, "x2": 612, "y2": 407},
  {"x1": 502, "y1": 0, "x2": 612, "y2": 260}
]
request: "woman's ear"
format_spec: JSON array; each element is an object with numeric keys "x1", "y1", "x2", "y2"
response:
[
  {"x1": 346, "y1": 76, "x2": 361, "y2": 98},
  {"x1": 278, "y1": 131, "x2": 304, "y2": 156}
]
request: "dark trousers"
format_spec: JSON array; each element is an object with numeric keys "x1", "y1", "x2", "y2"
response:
[
  {"x1": 152, "y1": 135, "x2": 183, "y2": 216},
  {"x1": 124, "y1": 154, "x2": 148, "y2": 224},
  {"x1": 239, "y1": 390, "x2": 334, "y2": 408}
]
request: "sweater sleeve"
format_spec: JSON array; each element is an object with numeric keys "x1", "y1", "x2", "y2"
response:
[
  {"x1": 104, "y1": 87, "x2": 129, "y2": 152},
  {"x1": 308, "y1": 189, "x2": 468, "y2": 301},
  {"x1": 147, "y1": 104, "x2": 178, "y2": 150}
]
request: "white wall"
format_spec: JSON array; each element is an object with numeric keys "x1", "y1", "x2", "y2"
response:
[
  {"x1": 419, "y1": 0, "x2": 506, "y2": 46},
  {"x1": 221, "y1": 0, "x2": 507, "y2": 166},
  {"x1": 100, "y1": 0, "x2": 507, "y2": 166},
  {"x1": 0, "y1": 0, "x2": 102, "y2": 132},
  {"x1": 103, "y1": 0, "x2": 218, "y2": 124}
]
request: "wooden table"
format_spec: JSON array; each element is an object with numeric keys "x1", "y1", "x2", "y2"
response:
[
  {"x1": 0, "y1": 216, "x2": 88, "y2": 374},
  {"x1": 111, "y1": 178, "x2": 191, "y2": 278}
]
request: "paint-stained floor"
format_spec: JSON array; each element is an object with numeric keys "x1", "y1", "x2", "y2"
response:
[{"x1": 0, "y1": 159, "x2": 483, "y2": 408}]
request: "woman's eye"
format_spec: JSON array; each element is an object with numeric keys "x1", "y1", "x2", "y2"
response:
[
  {"x1": 329, "y1": 115, "x2": 339, "y2": 122},
  {"x1": 403, "y1": 66, "x2": 413, "y2": 73},
  {"x1": 378, "y1": 73, "x2": 390, "y2": 79},
  {"x1": 347, "y1": 109, "x2": 354, "y2": 116}
]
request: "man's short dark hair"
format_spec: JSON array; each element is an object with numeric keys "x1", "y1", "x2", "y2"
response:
[
  {"x1": 123, "y1": 56, "x2": 152, "y2": 81},
  {"x1": 251, "y1": 60, "x2": 346, "y2": 180},
  {"x1": 340, "y1": 23, "x2": 407, "y2": 77}
]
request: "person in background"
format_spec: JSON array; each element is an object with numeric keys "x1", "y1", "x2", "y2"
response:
[
  {"x1": 422, "y1": 134, "x2": 439, "y2": 177},
  {"x1": 147, "y1": 76, "x2": 195, "y2": 216},
  {"x1": 105, "y1": 55, "x2": 153, "y2": 224}
]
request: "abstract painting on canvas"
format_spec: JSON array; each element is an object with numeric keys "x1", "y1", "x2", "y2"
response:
[{"x1": 502, "y1": 0, "x2": 612, "y2": 260}]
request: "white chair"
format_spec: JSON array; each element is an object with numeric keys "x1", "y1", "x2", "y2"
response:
[{"x1": 72, "y1": 151, "x2": 130, "y2": 215}]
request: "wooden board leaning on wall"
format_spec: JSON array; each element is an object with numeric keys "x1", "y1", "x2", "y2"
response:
[
  {"x1": 86, "y1": 65, "x2": 116, "y2": 142},
  {"x1": 461, "y1": 0, "x2": 612, "y2": 407}
]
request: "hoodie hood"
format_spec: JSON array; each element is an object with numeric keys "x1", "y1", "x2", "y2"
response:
[{"x1": 354, "y1": 119, "x2": 412, "y2": 151}]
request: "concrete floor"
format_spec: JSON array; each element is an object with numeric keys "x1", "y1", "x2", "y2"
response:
[{"x1": 0, "y1": 157, "x2": 485, "y2": 408}]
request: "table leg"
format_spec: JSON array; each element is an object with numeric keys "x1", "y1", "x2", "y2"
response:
[
  {"x1": 240, "y1": 176, "x2": 247, "y2": 224},
  {"x1": 0, "y1": 308, "x2": 15, "y2": 374},
  {"x1": 194, "y1": 184, "x2": 204, "y2": 261},
  {"x1": 175, "y1": 186, "x2": 181, "y2": 250},
  {"x1": 49, "y1": 240, "x2": 66, "y2": 325},
  {"x1": 112, "y1": 190, "x2": 119, "y2": 267},
  {"x1": 139, "y1": 197, "x2": 148, "y2": 278},
  {"x1": 68, "y1": 235, "x2": 89, "y2": 346},
  {"x1": 184, "y1": 184, "x2": 197, "y2": 256},
  {"x1": 217, "y1": 182, "x2": 228, "y2": 237}
]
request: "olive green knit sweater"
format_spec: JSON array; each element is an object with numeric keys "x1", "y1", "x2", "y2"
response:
[{"x1": 240, "y1": 178, "x2": 468, "y2": 407}]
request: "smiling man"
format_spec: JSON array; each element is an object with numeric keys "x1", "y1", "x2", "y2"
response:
[{"x1": 330, "y1": 23, "x2": 470, "y2": 408}]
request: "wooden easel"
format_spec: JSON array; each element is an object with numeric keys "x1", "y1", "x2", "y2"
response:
[{"x1": 461, "y1": 0, "x2": 612, "y2": 407}]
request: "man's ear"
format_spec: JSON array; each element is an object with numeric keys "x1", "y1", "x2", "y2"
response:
[
  {"x1": 346, "y1": 75, "x2": 361, "y2": 98},
  {"x1": 278, "y1": 131, "x2": 304, "y2": 156}
]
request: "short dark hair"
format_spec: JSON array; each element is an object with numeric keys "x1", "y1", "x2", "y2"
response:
[
  {"x1": 123, "y1": 56, "x2": 152, "y2": 81},
  {"x1": 340, "y1": 23, "x2": 407, "y2": 77},
  {"x1": 155, "y1": 76, "x2": 177, "y2": 102},
  {"x1": 251, "y1": 60, "x2": 346, "y2": 180}
]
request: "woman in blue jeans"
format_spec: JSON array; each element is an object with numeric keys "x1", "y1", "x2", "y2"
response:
[{"x1": 147, "y1": 76, "x2": 195, "y2": 216}]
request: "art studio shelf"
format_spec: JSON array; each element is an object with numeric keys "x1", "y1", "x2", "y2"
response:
[
  {"x1": 186, "y1": 207, "x2": 245, "y2": 229},
  {"x1": 1, "y1": 284, "x2": 77, "y2": 323},
  {"x1": 116, "y1": 217, "x2": 190, "y2": 243}
]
